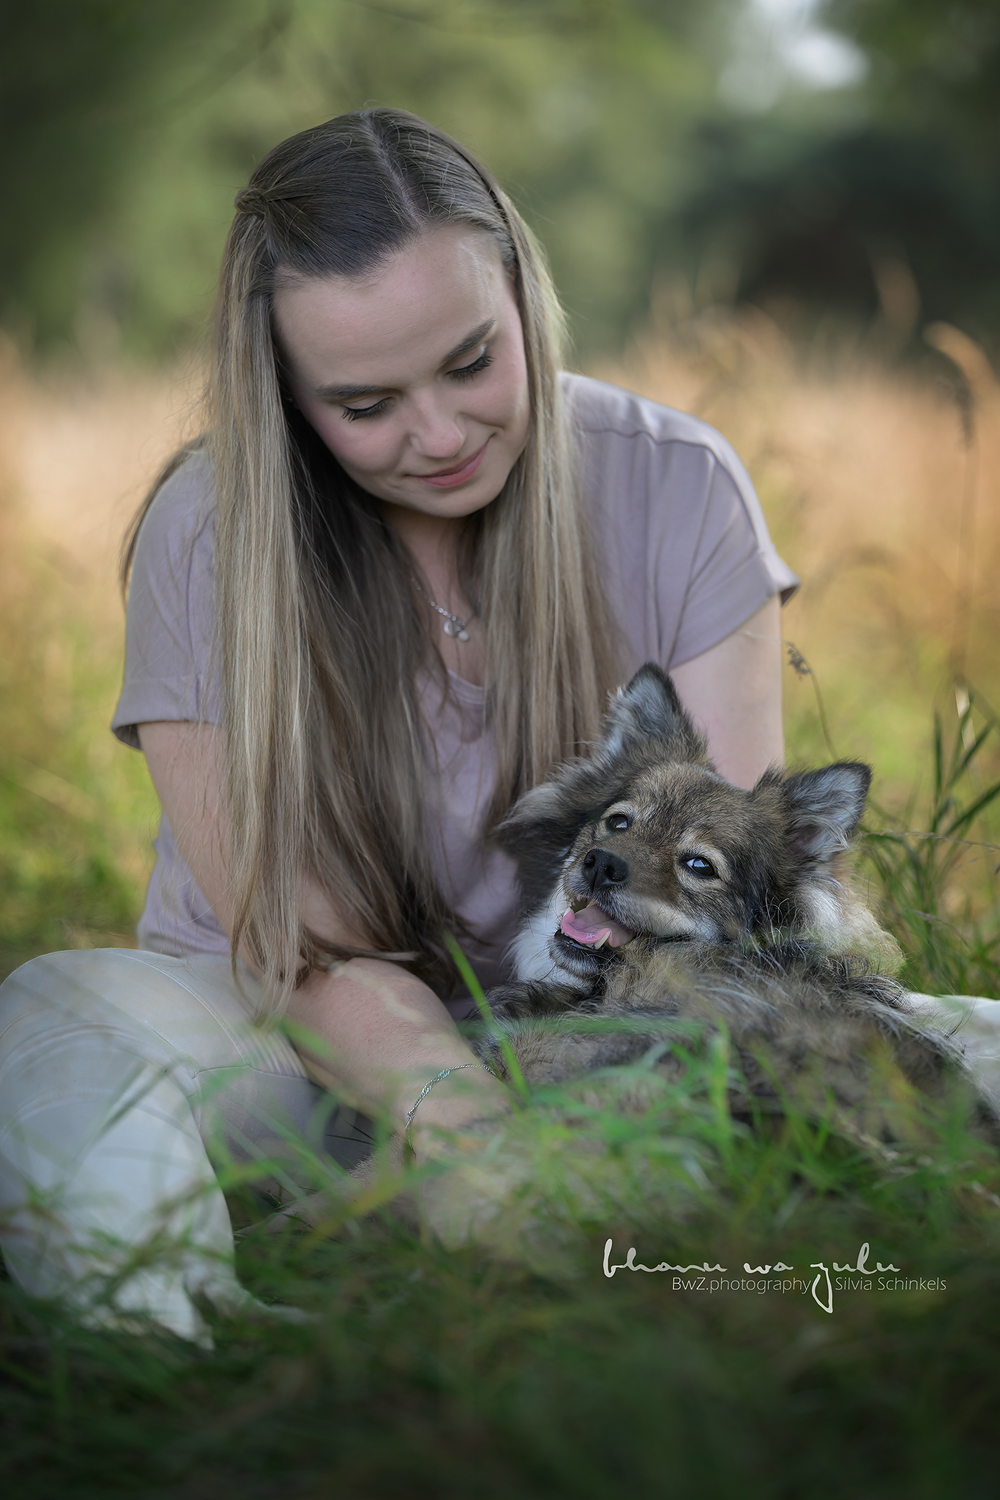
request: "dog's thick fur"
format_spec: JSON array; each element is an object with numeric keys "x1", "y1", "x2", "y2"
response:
[
  {"x1": 480, "y1": 664, "x2": 966, "y2": 1145},
  {"x1": 276, "y1": 668, "x2": 984, "y2": 1255}
]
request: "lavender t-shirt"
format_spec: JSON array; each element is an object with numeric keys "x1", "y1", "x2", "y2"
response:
[{"x1": 113, "y1": 373, "x2": 798, "y2": 990}]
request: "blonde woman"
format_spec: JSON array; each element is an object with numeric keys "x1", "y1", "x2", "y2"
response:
[{"x1": 0, "y1": 109, "x2": 797, "y2": 1340}]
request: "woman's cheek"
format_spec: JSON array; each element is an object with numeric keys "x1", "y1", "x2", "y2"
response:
[
  {"x1": 492, "y1": 371, "x2": 530, "y2": 452},
  {"x1": 302, "y1": 402, "x2": 388, "y2": 475},
  {"x1": 490, "y1": 335, "x2": 530, "y2": 437},
  {"x1": 297, "y1": 397, "x2": 339, "y2": 456}
]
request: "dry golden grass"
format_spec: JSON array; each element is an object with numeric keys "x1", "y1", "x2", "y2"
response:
[
  {"x1": 0, "y1": 336, "x2": 203, "y2": 594},
  {"x1": 600, "y1": 307, "x2": 1000, "y2": 793},
  {"x1": 2, "y1": 318, "x2": 999, "y2": 972},
  {"x1": 0, "y1": 340, "x2": 203, "y2": 973}
]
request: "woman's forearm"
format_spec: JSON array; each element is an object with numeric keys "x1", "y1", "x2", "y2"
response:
[
  {"x1": 138, "y1": 721, "x2": 509, "y2": 1153},
  {"x1": 286, "y1": 957, "x2": 510, "y2": 1149}
]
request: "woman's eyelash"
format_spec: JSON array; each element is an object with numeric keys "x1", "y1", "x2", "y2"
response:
[
  {"x1": 342, "y1": 398, "x2": 389, "y2": 422},
  {"x1": 449, "y1": 350, "x2": 493, "y2": 380},
  {"x1": 340, "y1": 349, "x2": 493, "y2": 421}
]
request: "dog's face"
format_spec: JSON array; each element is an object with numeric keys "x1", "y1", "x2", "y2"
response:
[
  {"x1": 499, "y1": 665, "x2": 874, "y2": 988},
  {"x1": 551, "y1": 759, "x2": 791, "y2": 983}
]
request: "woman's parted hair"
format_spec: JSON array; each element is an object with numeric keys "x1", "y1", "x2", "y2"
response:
[{"x1": 125, "y1": 108, "x2": 619, "y2": 1014}]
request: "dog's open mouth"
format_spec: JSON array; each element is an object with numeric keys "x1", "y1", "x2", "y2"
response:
[{"x1": 559, "y1": 902, "x2": 636, "y2": 951}]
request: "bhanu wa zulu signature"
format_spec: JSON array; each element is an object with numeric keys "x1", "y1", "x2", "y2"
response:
[{"x1": 601, "y1": 1239, "x2": 944, "y2": 1314}]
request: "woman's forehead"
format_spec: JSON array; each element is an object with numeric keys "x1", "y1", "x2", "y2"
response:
[{"x1": 272, "y1": 225, "x2": 512, "y2": 388}]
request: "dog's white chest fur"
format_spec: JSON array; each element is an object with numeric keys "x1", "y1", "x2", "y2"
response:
[{"x1": 510, "y1": 890, "x2": 587, "y2": 988}]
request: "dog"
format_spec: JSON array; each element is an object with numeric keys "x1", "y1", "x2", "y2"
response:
[
  {"x1": 277, "y1": 666, "x2": 982, "y2": 1253},
  {"x1": 478, "y1": 664, "x2": 969, "y2": 1148}
]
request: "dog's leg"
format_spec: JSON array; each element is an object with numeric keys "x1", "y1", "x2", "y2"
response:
[{"x1": 485, "y1": 981, "x2": 594, "y2": 1020}]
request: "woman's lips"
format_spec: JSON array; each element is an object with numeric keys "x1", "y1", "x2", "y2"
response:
[{"x1": 415, "y1": 439, "x2": 490, "y2": 488}]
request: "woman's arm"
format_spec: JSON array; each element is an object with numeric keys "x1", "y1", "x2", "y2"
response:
[
  {"x1": 137, "y1": 720, "x2": 510, "y2": 1151},
  {"x1": 669, "y1": 595, "x2": 783, "y2": 789}
]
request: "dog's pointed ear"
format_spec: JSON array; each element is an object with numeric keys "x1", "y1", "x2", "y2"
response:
[
  {"x1": 598, "y1": 664, "x2": 708, "y2": 765},
  {"x1": 782, "y1": 762, "x2": 871, "y2": 866}
]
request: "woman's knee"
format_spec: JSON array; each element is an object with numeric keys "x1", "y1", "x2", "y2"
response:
[
  {"x1": 0, "y1": 948, "x2": 295, "y2": 1073},
  {"x1": 0, "y1": 948, "x2": 330, "y2": 1166}
]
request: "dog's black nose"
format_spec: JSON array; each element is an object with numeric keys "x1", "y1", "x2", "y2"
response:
[{"x1": 583, "y1": 847, "x2": 629, "y2": 892}]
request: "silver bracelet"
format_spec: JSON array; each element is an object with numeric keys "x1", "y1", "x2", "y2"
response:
[{"x1": 404, "y1": 1063, "x2": 493, "y2": 1150}]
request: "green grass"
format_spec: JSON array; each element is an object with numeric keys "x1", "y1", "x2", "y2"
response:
[
  {"x1": 0, "y1": 543, "x2": 159, "y2": 982},
  {"x1": 4, "y1": 1054, "x2": 1000, "y2": 1499},
  {"x1": 4, "y1": 546, "x2": 1000, "y2": 1495},
  {"x1": 859, "y1": 688, "x2": 1000, "y2": 1000}
]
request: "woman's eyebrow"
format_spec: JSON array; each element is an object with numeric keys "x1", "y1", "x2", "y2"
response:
[
  {"x1": 314, "y1": 378, "x2": 386, "y2": 401},
  {"x1": 312, "y1": 319, "x2": 497, "y2": 401},
  {"x1": 441, "y1": 318, "x2": 495, "y2": 364}
]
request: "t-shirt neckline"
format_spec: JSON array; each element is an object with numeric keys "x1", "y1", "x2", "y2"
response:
[{"x1": 444, "y1": 666, "x2": 485, "y2": 702}]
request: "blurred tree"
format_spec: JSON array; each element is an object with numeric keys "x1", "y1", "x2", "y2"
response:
[
  {"x1": 671, "y1": 121, "x2": 1000, "y2": 342},
  {"x1": 823, "y1": 0, "x2": 1000, "y2": 161},
  {"x1": 0, "y1": 0, "x2": 737, "y2": 360},
  {"x1": 0, "y1": 0, "x2": 293, "y2": 352},
  {"x1": 660, "y1": 1, "x2": 1000, "y2": 350},
  {"x1": 6, "y1": 1, "x2": 997, "y2": 362}
]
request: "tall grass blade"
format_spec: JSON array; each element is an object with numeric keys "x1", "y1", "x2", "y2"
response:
[{"x1": 444, "y1": 929, "x2": 529, "y2": 1102}]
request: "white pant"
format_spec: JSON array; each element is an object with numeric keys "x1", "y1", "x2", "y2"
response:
[
  {"x1": 907, "y1": 991, "x2": 1000, "y2": 1115},
  {"x1": 0, "y1": 949, "x2": 371, "y2": 1343}
]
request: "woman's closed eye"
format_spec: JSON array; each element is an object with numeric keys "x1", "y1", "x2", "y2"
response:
[
  {"x1": 448, "y1": 348, "x2": 493, "y2": 382},
  {"x1": 342, "y1": 396, "x2": 391, "y2": 422},
  {"x1": 341, "y1": 349, "x2": 494, "y2": 421}
]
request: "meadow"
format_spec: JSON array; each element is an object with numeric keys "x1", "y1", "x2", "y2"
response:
[{"x1": 2, "y1": 316, "x2": 1000, "y2": 1495}]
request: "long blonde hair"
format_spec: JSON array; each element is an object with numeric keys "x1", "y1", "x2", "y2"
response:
[{"x1": 124, "y1": 108, "x2": 618, "y2": 1013}]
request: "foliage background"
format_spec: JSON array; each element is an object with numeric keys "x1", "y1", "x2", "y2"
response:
[{"x1": 3, "y1": 0, "x2": 999, "y2": 362}]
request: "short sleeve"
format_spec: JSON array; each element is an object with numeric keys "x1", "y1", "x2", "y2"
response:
[
  {"x1": 111, "y1": 449, "x2": 221, "y2": 749},
  {"x1": 667, "y1": 440, "x2": 797, "y2": 667},
  {"x1": 564, "y1": 373, "x2": 798, "y2": 676}
]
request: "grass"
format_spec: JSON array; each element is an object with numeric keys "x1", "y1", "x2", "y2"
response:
[
  {"x1": 2, "y1": 327, "x2": 1000, "y2": 1494},
  {"x1": 4, "y1": 1043, "x2": 1000, "y2": 1497},
  {"x1": 0, "y1": 348, "x2": 187, "y2": 981},
  {"x1": 0, "y1": 544, "x2": 158, "y2": 977},
  {"x1": 863, "y1": 690, "x2": 1000, "y2": 999}
]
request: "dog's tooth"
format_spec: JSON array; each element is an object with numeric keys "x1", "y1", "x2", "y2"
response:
[{"x1": 593, "y1": 931, "x2": 610, "y2": 949}]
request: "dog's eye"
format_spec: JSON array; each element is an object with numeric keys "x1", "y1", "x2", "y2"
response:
[
  {"x1": 681, "y1": 854, "x2": 717, "y2": 880},
  {"x1": 606, "y1": 813, "x2": 630, "y2": 831}
]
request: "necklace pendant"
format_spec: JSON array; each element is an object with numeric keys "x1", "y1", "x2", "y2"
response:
[{"x1": 444, "y1": 618, "x2": 470, "y2": 642}]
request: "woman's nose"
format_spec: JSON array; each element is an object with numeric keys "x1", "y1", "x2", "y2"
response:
[{"x1": 406, "y1": 394, "x2": 465, "y2": 459}]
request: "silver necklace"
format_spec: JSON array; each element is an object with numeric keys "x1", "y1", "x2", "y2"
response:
[{"x1": 411, "y1": 575, "x2": 473, "y2": 642}]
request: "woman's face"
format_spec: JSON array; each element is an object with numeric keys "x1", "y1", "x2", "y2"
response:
[{"x1": 272, "y1": 226, "x2": 531, "y2": 522}]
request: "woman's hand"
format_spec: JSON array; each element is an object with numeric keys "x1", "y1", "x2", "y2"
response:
[
  {"x1": 290, "y1": 958, "x2": 509, "y2": 1153},
  {"x1": 137, "y1": 720, "x2": 510, "y2": 1153},
  {"x1": 670, "y1": 595, "x2": 783, "y2": 789}
]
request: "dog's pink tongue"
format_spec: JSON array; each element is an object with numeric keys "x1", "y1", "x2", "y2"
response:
[{"x1": 560, "y1": 903, "x2": 635, "y2": 948}]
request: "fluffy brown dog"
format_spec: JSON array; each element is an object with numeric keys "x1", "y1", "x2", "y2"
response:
[
  {"x1": 279, "y1": 669, "x2": 983, "y2": 1253},
  {"x1": 479, "y1": 664, "x2": 965, "y2": 1145}
]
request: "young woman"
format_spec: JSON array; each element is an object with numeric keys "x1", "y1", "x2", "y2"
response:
[{"x1": 0, "y1": 109, "x2": 797, "y2": 1340}]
